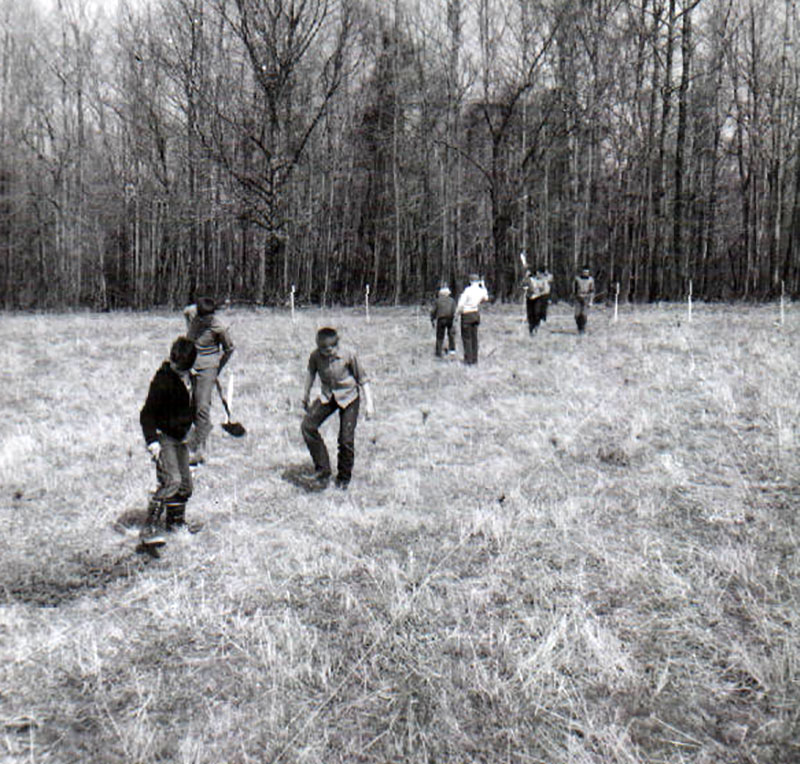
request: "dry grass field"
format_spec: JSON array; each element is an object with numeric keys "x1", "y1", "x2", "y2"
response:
[{"x1": 1, "y1": 301, "x2": 799, "y2": 763}]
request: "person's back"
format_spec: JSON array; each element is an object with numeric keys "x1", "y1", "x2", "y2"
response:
[
  {"x1": 432, "y1": 293, "x2": 456, "y2": 319},
  {"x1": 431, "y1": 287, "x2": 457, "y2": 357},
  {"x1": 457, "y1": 278, "x2": 489, "y2": 315},
  {"x1": 455, "y1": 274, "x2": 489, "y2": 364}
]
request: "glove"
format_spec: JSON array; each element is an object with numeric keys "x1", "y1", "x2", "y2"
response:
[{"x1": 147, "y1": 441, "x2": 161, "y2": 462}]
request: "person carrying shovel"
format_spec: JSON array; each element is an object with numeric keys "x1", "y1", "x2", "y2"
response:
[{"x1": 183, "y1": 296, "x2": 236, "y2": 464}]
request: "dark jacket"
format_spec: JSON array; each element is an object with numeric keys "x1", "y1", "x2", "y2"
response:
[
  {"x1": 430, "y1": 295, "x2": 456, "y2": 322},
  {"x1": 140, "y1": 361, "x2": 194, "y2": 445}
]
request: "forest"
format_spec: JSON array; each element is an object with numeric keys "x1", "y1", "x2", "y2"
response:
[{"x1": 1, "y1": 0, "x2": 798, "y2": 309}]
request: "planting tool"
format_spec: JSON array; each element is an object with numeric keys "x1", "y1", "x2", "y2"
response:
[{"x1": 215, "y1": 378, "x2": 246, "y2": 437}]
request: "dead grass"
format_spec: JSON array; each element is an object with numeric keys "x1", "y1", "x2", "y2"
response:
[{"x1": 1, "y1": 301, "x2": 799, "y2": 763}]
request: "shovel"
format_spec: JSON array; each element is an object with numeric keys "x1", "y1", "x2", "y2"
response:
[{"x1": 215, "y1": 378, "x2": 246, "y2": 437}]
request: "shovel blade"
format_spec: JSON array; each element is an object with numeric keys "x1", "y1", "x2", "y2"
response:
[{"x1": 222, "y1": 421, "x2": 246, "y2": 437}]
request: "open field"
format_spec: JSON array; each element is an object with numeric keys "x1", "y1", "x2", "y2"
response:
[{"x1": 1, "y1": 301, "x2": 799, "y2": 763}]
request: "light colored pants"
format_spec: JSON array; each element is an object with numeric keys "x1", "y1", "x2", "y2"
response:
[
  {"x1": 189, "y1": 365, "x2": 217, "y2": 454},
  {"x1": 154, "y1": 433, "x2": 193, "y2": 501}
]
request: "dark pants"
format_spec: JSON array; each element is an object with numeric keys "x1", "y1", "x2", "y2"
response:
[
  {"x1": 301, "y1": 397, "x2": 360, "y2": 482},
  {"x1": 154, "y1": 433, "x2": 193, "y2": 501},
  {"x1": 539, "y1": 295, "x2": 550, "y2": 322},
  {"x1": 526, "y1": 298, "x2": 541, "y2": 334},
  {"x1": 435, "y1": 317, "x2": 456, "y2": 356},
  {"x1": 575, "y1": 298, "x2": 589, "y2": 333},
  {"x1": 461, "y1": 313, "x2": 480, "y2": 364}
]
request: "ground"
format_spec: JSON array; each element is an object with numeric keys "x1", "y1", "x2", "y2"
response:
[{"x1": 1, "y1": 301, "x2": 798, "y2": 763}]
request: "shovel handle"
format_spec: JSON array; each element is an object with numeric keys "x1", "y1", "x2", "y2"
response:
[{"x1": 214, "y1": 378, "x2": 232, "y2": 421}]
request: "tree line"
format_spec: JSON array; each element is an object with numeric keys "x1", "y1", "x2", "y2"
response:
[{"x1": 1, "y1": 0, "x2": 799, "y2": 310}]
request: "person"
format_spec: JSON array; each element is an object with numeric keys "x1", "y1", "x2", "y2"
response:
[
  {"x1": 430, "y1": 286, "x2": 457, "y2": 357},
  {"x1": 139, "y1": 336, "x2": 197, "y2": 546},
  {"x1": 454, "y1": 273, "x2": 489, "y2": 364},
  {"x1": 522, "y1": 269, "x2": 544, "y2": 335},
  {"x1": 183, "y1": 296, "x2": 235, "y2": 465},
  {"x1": 300, "y1": 327, "x2": 375, "y2": 490},
  {"x1": 574, "y1": 266, "x2": 595, "y2": 333}
]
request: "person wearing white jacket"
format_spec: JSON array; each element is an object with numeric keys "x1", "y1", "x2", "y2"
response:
[{"x1": 455, "y1": 274, "x2": 489, "y2": 365}]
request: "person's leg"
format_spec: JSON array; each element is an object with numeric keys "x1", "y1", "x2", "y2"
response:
[
  {"x1": 462, "y1": 315, "x2": 479, "y2": 364},
  {"x1": 576, "y1": 301, "x2": 587, "y2": 333},
  {"x1": 526, "y1": 299, "x2": 536, "y2": 334},
  {"x1": 301, "y1": 399, "x2": 338, "y2": 478},
  {"x1": 142, "y1": 434, "x2": 182, "y2": 543},
  {"x1": 189, "y1": 366, "x2": 216, "y2": 462},
  {"x1": 460, "y1": 316, "x2": 471, "y2": 362},
  {"x1": 166, "y1": 443, "x2": 193, "y2": 529},
  {"x1": 435, "y1": 318, "x2": 445, "y2": 357},
  {"x1": 446, "y1": 318, "x2": 456, "y2": 353},
  {"x1": 154, "y1": 435, "x2": 183, "y2": 502},
  {"x1": 336, "y1": 397, "x2": 360, "y2": 487}
]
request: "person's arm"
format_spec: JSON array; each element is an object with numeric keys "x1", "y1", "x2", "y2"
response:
[
  {"x1": 361, "y1": 382, "x2": 375, "y2": 419},
  {"x1": 139, "y1": 377, "x2": 163, "y2": 460},
  {"x1": 302, "y1": 354, "x2": 317, "y2": 411},
  {"x1": 217, "y1": 325, "x2": 235, "y2": 373},
  {"x1": 349, "y1": 352, "x2": 375, "y2": 419},
  {"x1": 301, "y1": 371, "x2": 315, "y2": 411},
  {"x1": 183, "y1": 305, "x2": 196, "y2": 331}
]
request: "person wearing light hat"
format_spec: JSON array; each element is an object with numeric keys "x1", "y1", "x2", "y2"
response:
[
  {"x1": 429, "y1": 285, "x2": 457, "y2": 357},
  {"x1": 454, "y1": 273, "x2": 489, "y2": 365}
]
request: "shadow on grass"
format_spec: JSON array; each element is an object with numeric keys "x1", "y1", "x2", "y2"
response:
[
  {"x1": 0, "y1": 551, "x2": 148, "y2": 607},
  {"x1": 114, "y1": 507, "x2": 149, "y2": 531},
  {"x1": 281, "y1": 463, "x2": 328, "y2": 493}
]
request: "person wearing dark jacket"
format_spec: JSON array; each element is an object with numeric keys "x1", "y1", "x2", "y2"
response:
[
  {"x1": 430, "y1": 286, "x2": 457, "y2": 357},
  {"x1": 139, "y1": 336, "x2": 197, "y2": 545}
]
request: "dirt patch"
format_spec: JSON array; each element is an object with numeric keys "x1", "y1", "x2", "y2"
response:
[{"x1": 0, "y1": 551, "x2": 149, "y2": 607}]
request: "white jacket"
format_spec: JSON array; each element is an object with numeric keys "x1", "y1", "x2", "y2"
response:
[{"x1": 456, "y1": 283, "x2": 489, "y2": 315}]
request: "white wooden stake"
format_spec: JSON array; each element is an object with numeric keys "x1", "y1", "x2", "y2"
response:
[
  {"x1": 365, "y1": 283, "x2": 371, "y2": 323},
  {"x1": 688, "y1": 280, "x2": 693, "y2": 323},
  {"x1": 780, "y1": 280, "x2": 785, "y2": 326},
  {"x1": 613, "y1": 282, "x2": 620, "y2": 323},
  {"x1": 290, "y1": 284, "x2": 296, "y2": 322}
]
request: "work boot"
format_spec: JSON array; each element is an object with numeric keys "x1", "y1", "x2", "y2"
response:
[
  {"x1": 164, "y1": 498, "x2": 187, "y2": 531},
  {"x1": 140, "y1": 499, "x2": 166, "y2": 546}
]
